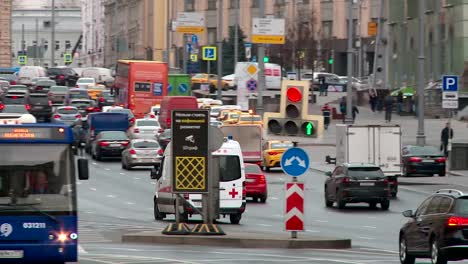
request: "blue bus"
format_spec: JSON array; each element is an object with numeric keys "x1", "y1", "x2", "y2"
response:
[{"x1": 0, "y1": 123, "x2": 89, "y2": 263}]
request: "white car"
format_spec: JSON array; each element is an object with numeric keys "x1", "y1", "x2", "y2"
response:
[
  {"x1": 222, "y1": 74, "x2": 236, "y2": 89},
  {"x1": 75, "y1": 77, "x2": 96, "y2": 89},
  {"x1": 128, "y1": 118, "x2": 161, "y2": 139}
]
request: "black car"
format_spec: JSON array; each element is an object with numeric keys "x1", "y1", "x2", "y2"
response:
[
  {"x1": 32, "y1": 80, "x2": 56, "y2": 93},
  {"x1": 28, "y1": 93, "x2": 52, "y2": 122},
  {"x1": 91, "y1": 131, "x2": 129, "y2": 160},
  {"x1": 1, "y1": 94, "x2": 29, "y2": 106},
  {"x1": 99, "y1": 90, "x2": 115, "y2": 107},
  {"x1": 157, "y1": 128, "x2": 171, "y2": 150},
  {"x1": 47, "y1": 67, "x2": 79, "y2": 86},
  {"x1": 399, "y1": 189, "x2": 468, "y2": 264},
  {"x1": 402, "y1": 145, "x2": 446, "y2": 177},
  {"x1": 69, "y1": 99, "x2": 97, "y2": 117},
  {"x1": 324, "y1": 163, "x2": 390, "y2": 210}
]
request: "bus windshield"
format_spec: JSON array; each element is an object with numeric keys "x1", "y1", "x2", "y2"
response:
[{"x1": 0, "y1": 145, "x2": 76, "y2": 214}]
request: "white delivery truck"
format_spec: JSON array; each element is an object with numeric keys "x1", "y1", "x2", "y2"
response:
[
  {"x1": 330, "y1": 124, "x2": 402, "y2": 197},
  {"x1": 219, "y1": 124, "x2": 263, "y2": 165}
]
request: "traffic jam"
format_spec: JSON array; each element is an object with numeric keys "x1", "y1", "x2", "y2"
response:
[{"x1": 1, "y1": 62, "x2": 468, "y2": 264}]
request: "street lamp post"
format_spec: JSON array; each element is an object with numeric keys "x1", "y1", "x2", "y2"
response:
[
  {"x1": 416, "y1": 0, "x2": 426, "y2": 146},
  {"x1": 345, "y1": 0, "x2": 354, "y2": 124}
]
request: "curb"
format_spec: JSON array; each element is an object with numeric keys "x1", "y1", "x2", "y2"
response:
[
  {"x1": 448, "y1": 171, "x2": 466, "y2": 177},
  {"x1": 122, "y1": 232, "x2": 352, "y2": 249}
]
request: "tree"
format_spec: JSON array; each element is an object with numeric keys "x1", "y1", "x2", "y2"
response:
[{"x1": 221, "y1": 25, "x2": 247, "y2": 75}]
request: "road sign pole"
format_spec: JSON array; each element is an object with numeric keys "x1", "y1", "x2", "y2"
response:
[
  {"x1": 291, "y1": 176, "x2": 298, "y2": 239},
  {"x1": 183, "y1": 34, "x2": 188, "y2": 74},
  {"x1": 216, "y1": 0, "x2": 223, "y2": 100},
  {"x1": 256, "y1": 0, "x2": 266, "y2": 116}
]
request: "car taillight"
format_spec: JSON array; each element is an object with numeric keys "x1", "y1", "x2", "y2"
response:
[
  {"x1": 48, "y1": 100, "x2": 52, "y2": 106},
  {"x1": 258, "y1": 175, "x2": 266, "y2": 184},
  {"x1": 99, "y1": 141, "x2": 110, "y2": 147},
  {"x1": 133, "y1": 128, "x2": 139, "y2": 133},
  {"x1": 129, "y1": 149, "x2": 137, "y2": 155},
  {"x1": 436, "y1": 157, "x2": 446, "y2": 163},
  {"x1": 157, "y1": 149, "x2": 163, "y2": 155},
  {"x1": 75, "y1": 114, "x2": 81, "y2": 118},
  {"x1": 408, "y1": 157, "x2": 422, "y2": 162},
  {"x1": 183, "y1": 194, "x2": 189, "y2": 199},
  {"x1": 10, "y1": 81, "x2": 16, "y2": 85},
  {"x1": 268, "y1": 151, "x2": 280, "y2": 155},
  {"x1": 149, "y1": 114, "x2": 155, "y2": 118},
  {"x1": 75, "y1": 85, "x2": 79, "y2": 88},
  {"x1": 130, "y1": 117, "x2": 135, "y2": 123},
  {"x1": 86, "y1": 107, "x2": 94, "y2": 112},
  {"x1": 341, "y1": 177, "x2": 351, "y2": 184},
  {"x1": 447, "y1": 216, "x2": 468, "y2": 226},
  {"x1": 121, "y1": 141, "x2": 129, "y2": 147},
  {"x1": 48, "y1": 92, "x2": 53, "y2": 96},
  {"x1": 53, "y1": 114, "x2": 61, "y2": 119},
  {"x1": 166, "y1": 118, "x2": 171, "y2": 127},
  {"x1": 158, "y1": 128, "x2": 164, "y2": 133},
  {"x1": 0, "y1": 104, "x2": 4, "y2": 110},
  {"x1": 25, "y1": 104, "x2": 31, "y2": 110},
  {"x1": 58, "y1": 75, "x2": 65, "y2": 80},
  {"x1": 99, "y1": 97, "x2": 105, "y2": 102}
]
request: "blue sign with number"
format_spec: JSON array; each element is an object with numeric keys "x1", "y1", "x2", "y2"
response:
[
  {"x1": 281, "y1": 147, "x2": 310, "y2": 177},
  {"x1": 442, "y1": 75, "x2": 459, "y2": 92},
  {"x1": 178, "y1": 83, "x2": 188, "y2": 94},
  {"x1": 153, "y1": 83, "x2": 163, "y2": 96}
]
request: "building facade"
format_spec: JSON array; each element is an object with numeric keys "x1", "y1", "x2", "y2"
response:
[
  {"x1": 0, "y1": 0, "x2": 12, "y2": 68},
  {"x1": 80, "y1": 0, "x2": 105, "y2": 67},
  {"x1": 11, "y1": 0, "x2": 82, "y2": 67}
]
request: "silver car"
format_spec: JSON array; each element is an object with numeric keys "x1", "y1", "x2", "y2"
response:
[
  {"x1": 121, "y1": 139, "x2": 163, "y2": 170},
  {"x1": 52, "y1": 106, "x2": 81, "y2": 125},
  {"x1": 127, "y1": 118, "x2": 161, "y2": 139}
]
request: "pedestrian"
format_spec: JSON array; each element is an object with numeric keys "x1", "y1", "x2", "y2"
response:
[
  {"x1": 369, "y1": 90, "x2": 377, "y2": 112},
  {"x1": 397, "y1": 91, "x2": 403, "y2": 115},
  {"x1": 321, "y1": 103, "x2": 331, "y2": 129},
  {"x1": 352, "y1": 105, "x2": 359, "y2": 122},
  {"x1": 384, "y1": 93, "x2": 394, "y2": 122},
  {"x1": 339, "y1": 97, "x2": 346, "y2": 123},
  {"x1": 440, "y1": 122, "x2": 454, "y2": 157},
  {"x1": 318, "y1": 75, "x2": 326, "y2": 96},
  {"x1": 72, "y1": 122, "x2": 86, "y2": 156}
]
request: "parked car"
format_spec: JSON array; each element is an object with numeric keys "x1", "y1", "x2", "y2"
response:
[
  {"x1": 47, "y1": 67, "x2": 79, "y2": 86},
  {"x1": 75, "y1": 77, "x2": 96, "y2": 89},
  {"x1": 121, "y1": 139, "x2": 163, "y2": 170},
  {"x1": 402, "y1": 145, "x2": 446, "y2": 177},
  {"x1": 28, "y1": 93, "x2": 52, "y2": 122},
  {"x1": 399, "y1": 189, "x2": 468, "y2": 264},
  {"x1": 157, "y1": 128, "x2": 171, "y2": 150},
  {"x1": 48, "y1": 86, "x2": 68, "y2": 104},
  {"x1": 32, "y1": 80, "x2": 56, "y2": 93},
  {"x1": 0, "y1": 104, "x2": 29, "y2": 114},
  {"x1": 91, "y1": 131, "x2": 129, "y2": 160},
  {"x1": 52, "y1": 106, "x2": 81, "y2": 126},
  {"x1": 324, "y1": 163, "x2": 390, "y2": 210},
  {"x1": 128, "y1": 118, "x2": 161, "y2": 139},
  {"x1": 245, "y1": 163, "x2": 268, "y2": 203}
]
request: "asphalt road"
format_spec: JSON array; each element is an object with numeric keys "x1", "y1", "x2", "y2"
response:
[{"x1": 77, "y1": 152, "x2": 468, "y2": 264}]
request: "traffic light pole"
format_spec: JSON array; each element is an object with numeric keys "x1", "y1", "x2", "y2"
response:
[
  {"x1": 257, "y1": 0, "x2": 265, "y2": 115},
  {"x1": 416, "y1": 0, "x2": 426, "y2": 146},
  {"x1": 51, "y1": 0, "x2": 55, "y2": 67},
  {"x1": 216, "y1": 0, "x2": 223, "y2": 100},
  {"x1": 345, "y1": 0, "x2": 354, "y2": 124}
]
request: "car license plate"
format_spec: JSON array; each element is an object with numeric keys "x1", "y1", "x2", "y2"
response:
[
  {"x1": 193, "y1": 201, "x2": 202, "y2": 208},
  {"x1": 34, "y1": 106, "x2": 43, "y2": 109},
  {"x1": 0, "y1": 250, "x2": 23, "y2": 258},
  {"x1": 110, "y1": 144, "x2": 121, "y2": 147},
  {"x1": 423, "y1": 159, "x2": 434, "y2": 163},
  {"x1": 246, "y1": 178, "x2": 255, "y2": 183},
  {"x1": 360, "y1": 182, "x2": 374, "y2": 186}
]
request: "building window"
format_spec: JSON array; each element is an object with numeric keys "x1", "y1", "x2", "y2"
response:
[
  {"x1": 185, "y1": 0, "x2": 195, "y2": 11},
  {"x1": 275, "y1": 0, "x2": 286, "y2": 6},
  {"x1": 208, "y1": 0, "x2": 216, "y2": 10},
  {"x1": 322, "y1": 21, "x2": 333, "y2": 39},
  {"x1": 346, "y1": 19, "x2": 358, "y2": 38},
  {"x1": 208, "y1": 28, "x2": 217, "y2": 44},
  {"x1": 230, "y1": 0, "x2": 239, "y2": 9},
  {"x1": 251, "y1": 0, "x2": 259, "y2": 8}
]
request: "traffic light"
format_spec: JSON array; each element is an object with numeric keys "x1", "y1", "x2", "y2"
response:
[
  {"x1": 301, "y1": 120, "x2": 318, "y2": 137},
  {"x1": 328, "y1": 58, "x2": 334, "y2": 65},
  {"x1": 263, "y1": 56, "x2": 269, "y2": 63}
]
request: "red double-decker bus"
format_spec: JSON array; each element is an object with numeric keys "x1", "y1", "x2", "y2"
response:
[{"x1": 114, "y1": 60, "x2": 168, "y2": 118}]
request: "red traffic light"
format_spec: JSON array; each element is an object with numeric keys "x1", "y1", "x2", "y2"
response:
[{"x1": 286, "y1": 87, "x2": 302, "y2": 102}]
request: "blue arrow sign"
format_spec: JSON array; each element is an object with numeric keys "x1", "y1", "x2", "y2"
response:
[
  {"x1": 281, "y1": 147, "x2": 310, "y2": 177},
  {"x1": 178, "y1": 83, "x2": 188, "y2": 94}
]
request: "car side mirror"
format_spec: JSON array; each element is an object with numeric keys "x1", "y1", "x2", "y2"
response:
[
  {"x1": 325, "y1": 171, "x2": 332, "y2": 177},
  {"x1": 402, "y1": 210, "x2": 414, "y2": 218},
  {"x1": 77, "y1": 158, "x2": 89, "y2": 180},
  {"x1": 150, "y1": 168, "x2": 161, "y2": 180}
]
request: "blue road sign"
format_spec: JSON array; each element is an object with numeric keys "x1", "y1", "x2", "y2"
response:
[
  {"x1": 281, "y1": 147, "x2": 310, "y2": 177},
  {"x1": 442, "y1": 75, "x2": 459, "y2": 92},
  {"x1": 244, "y1": 42, "x2": 252, "y2": 48},
  {"x1": 178, "y1": 83, "x2": 188, "y2": 93},
  {"x1": 192, "y1": 35, "x2": 198, "y2": 45},
  {"x1": 246, "y1": 79, "x2": 257, "y2": 92},
  {"x1": 252, "y1": 56, "x2": 257, "y2": 62},
  {"x1": 167, "y1": 84, "x2": 173, "y2": 93},
  {"x1": 186, "y1": 43, "x2": 192, "y2": 53},
  {"x1": 202, "y1": 46, "x2": 216, "y2": 61}
]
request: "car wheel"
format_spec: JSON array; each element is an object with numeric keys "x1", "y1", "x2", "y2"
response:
[
  {"x1": 431, "y1": 239, "x2": 447, "y2": 264},
  {"x1": 381, "y1": 199, "x2": 390, "y2": 210},
  {"x1": 259, "y1": 196, "x2": 267, "y2": 203},
  {"x1": 391, "y1": 192, "x2": 397, "y2": 198},
  {"x1": 369, "y1": 202, "x2": 377, "y2": 209},
  {"x1": 324, "y1": 190, "x2": 333, "y2": 207},
  {"x1": 337, "y1": 193, "x2": 346, "y2": 209},
  {"x1": 399, "y1": 236, "x2": 415, "y2": 264},
  {"x1": 439, "y1": 171, "x2": 446, "y2": 177},
  {"x1": 95, "y1": 151, "x2": 102, "y2": 161},
  {"x1": 230, "y1": 213, "x2": 242, "y2": 224},
  {"x1": 121, "y1": 160, "x2": 128, "y2": 170},
  {"x1": 153, "y1": 197, "x2": 166, "y2": 220},
  {"x1": 403, "y1": 166, "x2": 411, "y2": 177}
]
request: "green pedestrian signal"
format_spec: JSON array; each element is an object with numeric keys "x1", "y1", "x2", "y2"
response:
[
  {"x1": 328, "y1": 58, "x2": 334, "y2": 65},
  {"x1": 263, "y1": 56, "x2": 269, "y2": 63}
]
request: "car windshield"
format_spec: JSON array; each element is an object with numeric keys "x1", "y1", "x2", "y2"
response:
[
  {"x1": 2, "y1": 105, "x2": 27, "y2": 113},
  {"x1": 455, "y1": 198, "x2": 468, "y2": 216},
  {"x1": 29, "y1": 96, "x2": 49, "y2": 104},
  {"x1": 137, "y1": 120, "x2": 159, "y2": 127},
  {"x1": 245, "y1": 165, "x2": 262, "y2": 174},
  {"x1": 57, "y1": 108, "x2": 78, "y2": 114},
  {"x1": 102, "y1": 92, "x2": 113, "y2": 99},
  {"x1": 133, "y1": 141, "x2": 159, "y2": 148},
  {"x1": 271, "y1": 142, "x2": 294, "y2": 149},
  {"x1": 50, "y1": 86, "x2": 67, "y2": 92},
  {"x1": 408, "y1": 146, "x2": 442, "y2": 156},
  {"x1": 71, "y1": 100, "x2": 91, "y2": 106},
  {"x1": 193, "y1": 74, "x2": 206, "y2": 78},
  {"x1": 2, "y1": 96, "x2": 25, "y2": 104},
  {"x1": 78, "y1": 78, "x2": 94, "y2": 84},
  {"x1": 347, "y1": 167, "x2": 384, "y2": 179},
  {"x1": 0, "y1": 145, "x2": 75, "y2": 213},
  {"x1": 211, "y1": 108, "x2": 221, "y2": 114},
  {"x1": 100, "y1": 131, "x2": 127, "y2": 140},
  {"x1": 239, "y1": 116, "x2": 262, "y2": 122},
  {"x1": 69, "y1": 90, "x2": 88, "y2": 99},
  {"x1": 109, "y1": 109, "x2": 134, "y2": 118},
  {"x1": 215, "y1": 155, "x2": 241, "y2": 182},
  {"x1": 37, "y1": 81, "x2": 55, "y2": 86}
]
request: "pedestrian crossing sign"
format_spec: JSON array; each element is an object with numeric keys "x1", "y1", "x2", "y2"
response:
[
  {"x1": 64, "y1": 53, "x2": 73, "y2": 63},
  {"x1": 18, "y1": 55, "x2": 27, "y2": 65}
]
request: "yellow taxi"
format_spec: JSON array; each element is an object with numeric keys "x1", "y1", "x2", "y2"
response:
[
  {"x1": 191, "y1": 73, "x2": 230, "y2": 90},
  {"x1": 86, "y1": 84, "x2": 106, "y2": 100},
  {"x1": 237, "y1": 114, "x2": 263, "y2": 126},
  {"x1": 261, "y1": 140, "x2": 295, "y2": 171},
  {"x1": 219, "y1": 110, "x2": 241, "y2": 125}
]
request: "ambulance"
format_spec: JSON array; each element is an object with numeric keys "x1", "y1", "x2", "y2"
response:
[{"x1": 152, "y1": 137, "x2": 246, "y2": 224}]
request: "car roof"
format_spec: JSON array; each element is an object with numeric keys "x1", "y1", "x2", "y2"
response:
[
  {"x1": 433, "y1": 189, "x2": 468, "y2": 198},
  {"x1": 343, "y1": 163, "x2": 381, "y2": 168},
  {"x1": 131, "y1": 138, "x2": 158, "y2": 143},
  {"x1": 57, "y1": 106, "x2": 78, "y2": 110}
]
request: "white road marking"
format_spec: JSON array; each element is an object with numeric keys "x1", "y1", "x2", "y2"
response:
[
  {"x1": 78, "y1": 245, "x2": 87, "y2": 254},
  {"x1": 270, "y1": 197, "x2": 279, "y2": 200},
  {"x1": 151, "y1": 182, "x2": 156, "y2": 185},
  {"x1": 133, "y1": 177, "x2": 141, "y2": 180},
  {"x1": 104, "y1": 168, "x2": 111, "y2": 171},
  {"x1": 120, "y1": 172, "x2": 125, "y2": 175},
  {"x1": 90, "y1": 187, "x2": 97, "y2": 191},
  {"x1": 367, "y1": 216, "x2": 377, "y2": 219},
  {"x1": 357, "y1": 236, "x2": 375, "y2": 240},
  {"x1": 257, "y1": 223, "x2": 272, "y2": 227},
  {"x1": 315, "y1": 220, "x2": 328, "y2": 223},
  {"x1": 305, "y1": 229, "x2": 320, "y2": 233},
  {"x1": 363, "y1": 225, "x2": 377, "y2": 229},
  {"x1": 92, "y1": 162, "x2": 97, "y2": 165},
  {"x1": 274, "y1": 214, "x2": 282, "y2": 218},
  {"x1": 125, "y1": 201, "x2": 135, "y2": 205},
  {"x1": 106, "y1": 194, "x2": 116, "y2": 198},
  {"x1": 76, "y1": 182, "x2": 82, "y2": 185}
]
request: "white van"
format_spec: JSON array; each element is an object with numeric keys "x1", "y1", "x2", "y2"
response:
[
  {"x1": 152, "y1": 138, "x2": 246, "y2": 224},
  {"x1": 18, "y1": 66, "x2": 47, "y2": 86},
  {"x1": 234, "y1": 62, "x2": 282, "y2": 90},
  {"x1": 81, "y1": 67, "x2": 113, "y2": 84}
]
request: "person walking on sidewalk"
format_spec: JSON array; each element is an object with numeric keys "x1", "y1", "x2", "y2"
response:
[
  {"x1": 318, "y1": 75, "x2": 326, "y2": 96},
  {"x1": 384, "y1": 93, "x2": 394, "y2": 122},
  {"x1": 397, "y1": 91, "x2": 404, "y2": 115},
  {"x1": 369, "y1": 90, "x2": 377, "y2": 112},
  {"x1": 339, "y1": 97, "x2": 346, "y2": 123},
  {"x1": 352, "y1": 105, "x2": 359, "y2": 123},
  {"x1": 441, "y1": 122, "x2": 454, "y2": 158}
]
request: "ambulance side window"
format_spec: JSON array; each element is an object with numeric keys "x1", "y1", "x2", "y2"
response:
[{"x1": 218, "y1": 155, "x2": 241, "y2": 182}]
